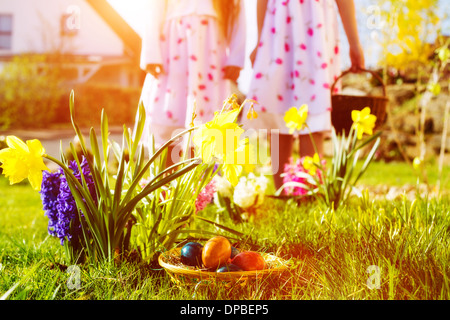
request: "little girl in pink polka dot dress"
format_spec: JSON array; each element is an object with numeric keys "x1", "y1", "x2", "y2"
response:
[
  {"x1": 243, "y1": 0, "x2": 365, "y2": 190},
  {"x1": 139, "y1": 0, "x2": 246, "y2": 148}
]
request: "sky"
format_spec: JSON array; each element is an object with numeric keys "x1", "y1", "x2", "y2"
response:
[{"x1": 107, "y1": 0, "x2": 449, "y2": 93}]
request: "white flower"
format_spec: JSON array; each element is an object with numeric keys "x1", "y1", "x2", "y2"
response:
[
  {"x1": 233, "y1": 177, "x2": 257, "y2": 209},
  {"x1": 254, "y1": 174, "x2": 269, "y2": 206},
  {"x1": 213, "y1": 175, "x2": 233, "y2": 198},
  {"x1": 232, "y1": 173, "x2": 268, "y2": 209}
]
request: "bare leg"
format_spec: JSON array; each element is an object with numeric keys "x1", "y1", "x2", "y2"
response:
[
  {"x1": 270, "y1": 132, "x2": 294, "y2": 192},
  {"x1": 299, "y1": 132, "x2": 324, "y2": 157},
  {"x1": 166, "y1": 144, "x2": 178, "y2": 168},
  {"x1": 167, "y1": 142, "x2": 194, "y2": 169}
]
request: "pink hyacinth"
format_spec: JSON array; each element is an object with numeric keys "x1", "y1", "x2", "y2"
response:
[
  {"x1": 282, "y1": 156, "x2": 326, "y2": 196},
  {"x1": 195, "y1": 180, "x2": 216, "y2": 213},
  {"x1": 282, "y1": 158, "x2": 309, "y2": 196}
]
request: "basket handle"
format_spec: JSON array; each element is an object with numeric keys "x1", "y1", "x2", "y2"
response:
[{"x1": 331, "y1": 68, "x2": 387, "y2": 97}]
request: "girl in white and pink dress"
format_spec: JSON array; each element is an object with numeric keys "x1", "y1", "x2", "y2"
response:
[
  {"x1": 244, "y1": 0, "x2": 365, "y2": 190},
  {"x1": 139, "y1": 0, "x2": 246, "y2": 153}
]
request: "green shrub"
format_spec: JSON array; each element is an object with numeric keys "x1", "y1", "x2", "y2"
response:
[
  {"x1": 0, "y1": 54, "x2": 63, "y2": 129},
  {"x1": 60, "y1": 83, "x2": 141, "y2": 127},
  {"x1": 0, "y1": 54, "x2": 142, "y2": 129}
]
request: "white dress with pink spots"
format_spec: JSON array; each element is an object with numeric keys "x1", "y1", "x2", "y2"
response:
[
  {"x1": 244, "y1": 0, "x2": 341, "y2": 135},
  {"x1": 139, "y1": 0, "x2": 246, "y2": 146}
]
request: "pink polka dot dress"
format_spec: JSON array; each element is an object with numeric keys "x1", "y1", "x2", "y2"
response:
[
  {"x1": 243, "y1": 0, "x2": 342, "y2": 135},
  {"x1": 139, "y1": 0, "x2": 246, "y2": 146}
]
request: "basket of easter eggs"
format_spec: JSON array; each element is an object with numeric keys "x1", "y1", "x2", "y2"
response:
[
  {"x1": 158, "y1": 236, "x2": 290, "y2": 287},
  {"x1": 331, "y1": 68, "x2": 388, "y2": 135}
]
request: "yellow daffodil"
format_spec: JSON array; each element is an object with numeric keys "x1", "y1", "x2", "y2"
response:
[
  {"x1": 413, "y1": 157, "x2": 422, "y2": 170},
  {"x1": 221, "y1": 139, "x2": 257, "y2": 186},
  {"x1": 303, "y1": 153, "x2": 321, "y2": 176},
  {"x1": 193, "y1": 95, "x2": 259, "y2": 186},
  {"x1": 221, "y1": 162, "x2": 243, "y2": 187},
  {"x1": 223, "y1": 94, "x2": 241, "y2": 111},
  {"x1": 189, "y1": 101, "x2": 198, "y2": 127},
  {"x1": 351, "y1": 107, "x2": 377, "y2": 140},
  {"x1": 0, "y1": 136, "x2": 49, "y2": 191},
  {"x1": 246, "y1": 104, "x2": 258, "y2": 120},
  {"x1": 193, "y1": 108, "x2": 243, "y2": 163},
  {"x1": 284, "y1": 104, "x2": 308, "y2": 134}
]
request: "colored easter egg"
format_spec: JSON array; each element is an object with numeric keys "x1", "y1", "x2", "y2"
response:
[
  {"x1": 231, "y1": 251, "x2": 266, "y2": 271},
  {"x1": 180, "y1": 242, "x2": 203, "y2": 267},
  {"x1": 230, "y1": 246, "x2": 240, "y2": 259},
  {"x1": 202, "y1": 236, "x2": 231, "y2": 269},
  {"x1": 217, "y1": 263, "x2": 243, "y2": 273}
]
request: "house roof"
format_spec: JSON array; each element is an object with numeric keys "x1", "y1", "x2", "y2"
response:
[{"x1": 85, "y1": 0, "x2": 141, "y2": 62}]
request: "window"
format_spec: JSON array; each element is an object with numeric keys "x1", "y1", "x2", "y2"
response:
[{"x1": 0, "y1": 14, "x2": 12, "y2": 50}]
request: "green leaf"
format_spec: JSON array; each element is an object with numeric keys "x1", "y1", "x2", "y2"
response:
[
  {"x1": 353, "y1": 136, "x2": 381, "y2": 185},
  {"x1": 69, "y1": 90, "x2": 75, "y2": 121},
  {"x1": 123, "y1": 124, "x2": 132, "y2": 159},
  {"x1": 64, "y1": 171, "x2": 106, "y2": 259},
  {"x1": 88, "y1": 128, "x2": 108, "y2": 203},
  {"x1": 131, "y1": 102, "x2": 145, "y2": 160},
  {"x1": 119, "y1": 160, "x2": 200, "y2": 217},
  {"x1": 101, "y1": 108, "x2": 109, "y2": 165},
  {"x1": 166, "y1": 229, "x2": 242, "y2": 243},
  {"x1": 89, "y1": 128, "x2": 101, "y2": 170},
  {"x1": 113, "y1": 150, "x2": 126, "y2": 212},
  {"x1": 194, "y1": 216, "x2": 245, "y2": 238},
  {"x1": 110, "y1": 140, "x2": 122, "y2": 163},
  {"x1": 68, "y1": 93, "x2": 89, "y2": 159}
]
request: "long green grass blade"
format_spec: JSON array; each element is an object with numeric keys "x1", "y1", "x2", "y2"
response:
[
  {"x1": 195, "y1": 216, "x2": 245, "y2": 238},
  {"x1": 0, "y1": 260, "x2": 45, "y2": 300}
]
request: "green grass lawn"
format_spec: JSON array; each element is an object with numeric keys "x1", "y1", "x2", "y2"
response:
[
  {"x1": 357, "y1": 158, "x2": 450, "y2": 189},
  {"x1": 0, "y1": 160, "x2": 449, "y2": 300}
]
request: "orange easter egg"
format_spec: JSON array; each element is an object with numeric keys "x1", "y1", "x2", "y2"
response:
[
  {"x1": 231, "y1": 251, "x2": 266, "y2": 271},
  {"x1": 202, "y1": 236, "x2": 231, "y2": 269}
]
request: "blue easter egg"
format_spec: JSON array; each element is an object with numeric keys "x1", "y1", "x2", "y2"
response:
[
  {"x1": 181, "y1": 242, "x2": 203, "y2": 267},
  {"x1": 230, "y1": 246, "x2": 240, "y2": 259},
  {"x1": 217, "y1": 263, "x2": 243, "y2": 272}
]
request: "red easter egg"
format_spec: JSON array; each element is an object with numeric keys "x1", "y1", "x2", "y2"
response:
[{"x1": 231, "y1": 251, "x2": 266, "y2": 271}]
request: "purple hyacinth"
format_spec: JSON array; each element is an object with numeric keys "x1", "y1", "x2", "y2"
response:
[
  {"x1": 40, "y1": 170, "x2": 62, "y2": 238},
  {"x1": 55, "y1": 168, "x2": 80, "y2": 245},
  {"x1": 68, "y1": 157, "x2": 97, "y2": 202},
  {"x1": 40, "y1": 157, "x2": 96, "y2": 245}
]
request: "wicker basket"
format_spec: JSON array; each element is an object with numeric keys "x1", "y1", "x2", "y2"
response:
[
  {"x1": 331, "y1": 69, "x2": 388, "y2": 135},
  {"x1": 158, "y1": 247, "x2": 290, "y2": 288}
]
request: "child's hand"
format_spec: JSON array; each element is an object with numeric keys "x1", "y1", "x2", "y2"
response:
[
  {"x1": 223, "y1": 66, "x2": 241, "y2": 83},
  {"x1": 146, "y1": 64, "x2": 164, "y2": 78},
  {"x1": 349, "y1": 43, "x2": 365, "y2": 73}
]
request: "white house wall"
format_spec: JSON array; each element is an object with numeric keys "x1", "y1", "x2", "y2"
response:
[{"x1": 0, "y1": 0, "x2": 125, "y2": 57}]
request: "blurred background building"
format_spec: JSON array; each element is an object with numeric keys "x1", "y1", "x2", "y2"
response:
[
  {"x1": 0, "y1": 0, "x2": 144, "y2": 87},
  {"x1": 0, "y1": 0, "x2": 146, "y2": 129}
]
